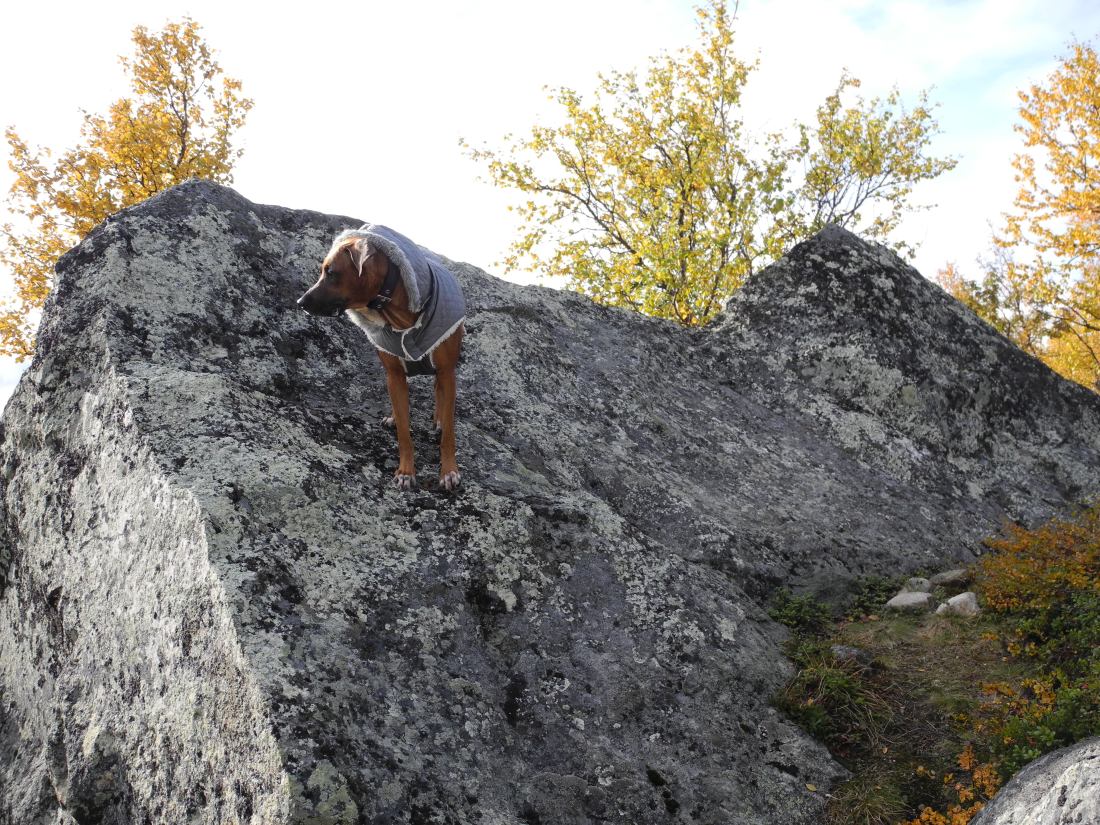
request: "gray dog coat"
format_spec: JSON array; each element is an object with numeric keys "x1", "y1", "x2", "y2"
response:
[{"x1": 338, "y1": 224, "x2": 465, "y2": 375}]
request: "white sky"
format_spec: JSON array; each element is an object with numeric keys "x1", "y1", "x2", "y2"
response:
[{"x1": 2, "y1": 0, "x2": 1099, "y2": 409}]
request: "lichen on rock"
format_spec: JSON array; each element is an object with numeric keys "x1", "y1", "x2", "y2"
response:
[
  {"x1": 969, "y1": 736, "x2": 1100, "y2": 825},
  {"x1": 2, "y1": 181, "x2": 1100, "y2": 824}
]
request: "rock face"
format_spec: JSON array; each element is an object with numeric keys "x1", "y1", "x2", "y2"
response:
[
  {"x1": 2, "y1": 181, "x2": 1100, "y2": 824},
  {"x1": 711, "y1": 225, "x2": 1100, "y2": 528},
  {"x1": 970, "y1": 736, "x2": 1100, "y2": 825}
]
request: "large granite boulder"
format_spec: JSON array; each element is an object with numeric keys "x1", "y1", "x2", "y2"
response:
[
  {"x1": 970, "y1": 737, "x2": 1100, "y2": 825},
  {"x1": 712, "y1": 224, "x2": 1100, "y2": 522},
  {"x1": 2, "y1": 180, "x2": 1099, "y2": 824}
]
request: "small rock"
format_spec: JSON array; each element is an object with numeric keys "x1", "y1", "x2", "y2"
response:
[
  {"x1": 935, "y1": 591, "x2": 980, "y2": 617},
  {"x1": 902, "y1": 577, "x2": 931, "y2": 593},
  {"x1": 830, "y1": 645, "x2": 873, "y2": 667},
  {"x1": 885, "y1": 591, "x2": 934, "y2": 612},
  {"x1": 929, "y1": 569, "x2": 971, "y2": 587}
]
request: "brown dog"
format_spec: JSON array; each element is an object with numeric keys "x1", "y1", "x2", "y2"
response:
[{"x1": 298, "y1": 225, "x2": 465, "y2": 491}]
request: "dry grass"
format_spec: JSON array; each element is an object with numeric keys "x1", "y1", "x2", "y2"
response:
[{"x1": 783, "y1": 613, "x2": 1028, "y2": 824}]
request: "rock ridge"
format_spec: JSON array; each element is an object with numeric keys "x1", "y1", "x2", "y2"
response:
[{"x1": 2, "y1": 180, "x2": 1099, "y2": 824}]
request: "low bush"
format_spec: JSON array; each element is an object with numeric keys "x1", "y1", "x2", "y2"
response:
[
  {"x1": 899, "y1": 745, "x2": 1000, "y2": 825},
  {"x1": 844, "y1": 575, "x2": 904, "y2": 620},
  {"x1": 902, "y1": 505, "x2": 1100, "y2": 822},
  {"x1": 978, "y1": 505, "x2": 1100, "y2": 674},
  {"x1": 768, "y1": 587, "x2": 834, "y2": 636},
  {"x1": 974, "y1": 505, "x2": 1100, "y2": 776},
  {"x1": 975, "y1": 667, "x2": 1100, "y2": 777}
]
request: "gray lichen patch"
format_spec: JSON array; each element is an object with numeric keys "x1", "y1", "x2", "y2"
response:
[{"x1": 296, "y1": 760, "x2": 359, "y2": 825}]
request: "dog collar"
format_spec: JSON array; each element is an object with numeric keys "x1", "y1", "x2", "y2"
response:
[{"x1": 368, "y1": 260, "x2": 403, "y2": 311}]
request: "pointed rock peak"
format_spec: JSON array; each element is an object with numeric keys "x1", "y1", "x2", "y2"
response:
[
  {"x1": 789, "y1": 223, "x2": 881, "y2": 261},
  {"x1": 812, "y1": 223, "x2": 862, "y2": 243},
  {"x1": 713, "y1": 224, "x2": 934, "y2": 336},
  {"x1": 704, "y1": 225, "x2": 1100, "y2": 526}
]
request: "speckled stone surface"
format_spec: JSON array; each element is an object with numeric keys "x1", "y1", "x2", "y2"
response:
[
  {"x1": 2, "y1": 181, "x2": 1100, "y2": 824},
  {"x1": 929, "y1": 568, "x2": 971, "y2": 588},
  {"x1": 885, "y1": 591, "x2": 934, "y2": 612},
  {"x1": 970, "y1": 737, "x2": 1100, "y2": 825},
  {"x1": 935, "y1": 591, "x2": 981, "y2": 617}
]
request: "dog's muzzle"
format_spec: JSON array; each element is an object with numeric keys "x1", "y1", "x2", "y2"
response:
[{"x1": 297, "y1": 290, "x2": 346, "y2": 317}]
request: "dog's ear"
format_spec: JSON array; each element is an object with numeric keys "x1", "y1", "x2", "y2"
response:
[{"x1": 345, "y1": 238, "x2": 373, "y2": 277}]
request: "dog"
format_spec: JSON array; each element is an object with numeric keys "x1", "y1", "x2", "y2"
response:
[{"x1": 297, "y1": 224, "x2": 465, "y2": 491}]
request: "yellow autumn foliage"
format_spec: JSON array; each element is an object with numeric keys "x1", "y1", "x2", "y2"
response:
[
  {"x1": 901, "y1": 745, "x2": 1000, "y2": 825},
  {"x1": 1, "y1": 18, "x2": 252, "y2": 359},
  {"x1": 466, "y1": 0, "x2": 954, "y2": 327},
  {"x1": 941, "y1": 41, "x2": 1100, "y2": 390},
  {"x1": 978, "y1": 506, "x2": 1100, "y2": 618}
]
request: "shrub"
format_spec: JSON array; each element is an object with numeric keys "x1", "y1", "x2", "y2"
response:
[
  {"x1": 973, "y1": 504, "x2": 1100, "y2": 775},
  {"x1": 769, "y1": 588, "x2": 834, "y2": 636},
  {"x1": 899, "y1": 745, "x2": 1000, "y2": 825},
  {"x1": 978, "y1": 506, "x2": 1100, "y2": 674},
  {"x1": 774, "y1": 504, "x2": 1100, "y2": 825},
  {"x1": 976, "y1": 667, "x2": 1100, "y2": 777},
  {"x1": 843, "y1": 575, "x2": 904, "y2": 620}
]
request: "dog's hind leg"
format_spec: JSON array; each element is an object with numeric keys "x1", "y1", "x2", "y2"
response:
[
  {"x1": 434, "y1": 367, "x2": 460, "y2": 491},
  {"x1": 431, "y1": 325, "x2": 464, "y2": 491},
  {"x1": 379, "y1": 352, "x2": 417, "y2": 489}
]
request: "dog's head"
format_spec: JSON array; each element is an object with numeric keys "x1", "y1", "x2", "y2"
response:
[{"x1": 297, "y1": 236, "x2": 383, "y2": 317}]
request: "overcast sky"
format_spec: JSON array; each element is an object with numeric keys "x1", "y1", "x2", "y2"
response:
[{"x1": 2, "y1": 0, "x2": 1099, "y2": 409}]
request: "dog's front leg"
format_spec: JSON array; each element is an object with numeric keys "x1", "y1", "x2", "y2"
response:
[{"x1": 380, "y1": 354, "x2": 416, "y2": 489}]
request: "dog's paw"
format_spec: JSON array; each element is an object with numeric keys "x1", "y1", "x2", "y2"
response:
[
  {"x1": 439, "y1": 470, "x2": 462, "y2": 492},
  {"x1": 393, "y1": 472, "x2": 417, "y2": 491},
  {"x1": 381, "y1": 415, "x2": 395, "y2": 428}
]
